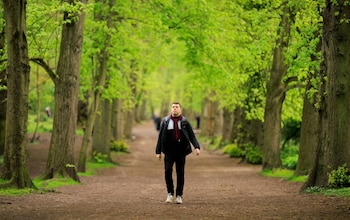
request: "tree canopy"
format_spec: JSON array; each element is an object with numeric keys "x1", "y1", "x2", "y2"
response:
[{"x1": 1, "y1": 0, "x2": 349, "y2": 190}]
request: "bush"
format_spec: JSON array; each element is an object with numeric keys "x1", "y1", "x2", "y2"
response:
[
  {"x1": 281, "y1": 144, "x2": 299, "y2": 170},
  {"x1": 282, "y1": 155, "x2": 298, "y2": 170},
  {"x1": 328, "y1": 164, "x2": 350, "y2": 188},
  {"x1": 245, "y1": 145, "x2": 262, "y2": 164},
  {"x1": 222, "y1": 144, "x2": 243, "y2": 158},
  {"x1": 110, "y1": 140, "x2": 128, "y2": 153},
  {"x1": 92, "y1": 151, "x2": 108, "y2": 163}
]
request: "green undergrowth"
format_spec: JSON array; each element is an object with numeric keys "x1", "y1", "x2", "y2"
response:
[
  {"x1": 0, "y1": 177, "x2": 78, "y2": 196},
  {"x1": 78, "y1": 159, "x2": 118, "y2": 176},
  {"x1": 261, "y1": 169, "x2": 350, "y2": 197},
  {"x1": 33, "y1": 177, "x2": 79, "y2": 189},
  {"x1": 304, "y1": 186, "x2": 350, "y2": 197},
  {"x1": 260, "y1": 168, "x2": 307, "y2": 182},
  {"x1": 0, "y1": 158, "x2": 119, "y2": 196}
]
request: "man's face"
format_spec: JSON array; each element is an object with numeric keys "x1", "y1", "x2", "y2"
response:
[{"x1": 171, "y1": 104, "x2": 182, "y2": 116}]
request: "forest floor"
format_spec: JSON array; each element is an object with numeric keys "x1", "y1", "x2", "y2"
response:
[{"x1": 1, "y1": 120, "x2": 350, "y2": 220}]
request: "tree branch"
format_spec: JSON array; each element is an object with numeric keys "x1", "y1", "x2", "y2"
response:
[{"x1": 30, "y1": 58, "x2": 58, "y2": 83}]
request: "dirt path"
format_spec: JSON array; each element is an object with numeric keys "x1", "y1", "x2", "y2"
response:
[{"x1": 1, "y1": 120, "x2": 350, "y2": 220}]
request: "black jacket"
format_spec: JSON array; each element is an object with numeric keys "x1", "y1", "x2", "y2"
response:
[{"x1": 155, "y1": 116, "x2": 200, "y2": 156}]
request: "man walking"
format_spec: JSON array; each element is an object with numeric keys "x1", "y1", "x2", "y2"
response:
[{"x1": 155, "y1": 101, "x2": 200, "y2": 204}]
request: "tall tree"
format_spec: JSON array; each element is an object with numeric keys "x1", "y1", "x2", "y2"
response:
[
  {"x1": 77, "y1": 0, "x2": 113, "y2": 172},
  {"x1": 262, "y1": 3, "x2": 293, "y2": 169},
  {"x1": 1, "y1": 0, "x2": 34, "y2": 188},
  {"x1": 302, "y1": 0, "x2": 350, "y2": 188},
  {"x1": 295, "y1": 40, "x2": 321, "y2": 176},
  {"x1": 42, "y1": 0, "x2": 86, "y2": 181},
  {"x1": 91, "y1": 98, "x2": 112, "y2": 163},
  {"x1": 0, "y1": 10, "x2": 6, "y2": 156}
]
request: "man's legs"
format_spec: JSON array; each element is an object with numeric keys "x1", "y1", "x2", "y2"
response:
[
  {"x1": 175, "y1": 155, "x2": 186, "y2": 197},
  {"x1": 164, "y1": 154, "x2": 175, "y2": 195}
]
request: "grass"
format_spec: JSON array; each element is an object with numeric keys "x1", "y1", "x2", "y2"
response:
[
  {"x1": 322, "y1": 187, "x2": 350, "y2": 197},
  {"x1": 0, "y1": 177, "x2": 79, "y2": 196},
  {"x1": 78, "y1": 160, "x2": 117, "y2": 176},
  {"x1": 261, "y1": 168, "x2": 350, "y2": 197},
  {"x1": 0, "y1": 115, "x2": 120, "y2": 196},
  {"x1": 260, "y1": 168, "x2": 307, "y2": 182},
  {"x1": 0, "y1": 160, "x2": 118, "y2": 196}
]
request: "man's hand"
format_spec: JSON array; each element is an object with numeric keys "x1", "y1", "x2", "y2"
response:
[
  {"x1": 195, "y1": 148, "x2": 200, "y2": 156},
  {"x1": 156, "y1": 154, "x2": 162, "y2": 160}
]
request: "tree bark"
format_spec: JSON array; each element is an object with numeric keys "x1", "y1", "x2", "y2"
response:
[
  {"x1": 123, "y1": 109, "x2": 134, "y2": 140},
  {"x1": 30, "y1": 65, "x2": 41, "y2": 143},
  {"x1": 92, "y1": 98, "x2": 112, "y2": 162},
  {"x1": 77, "y1": 0, "x2": 112, "y2": 172},
  {"x1": 202, "y1": 96, "x2": 220, "y2": 139},
  {"x1": 221, "y1": 107, "x2": 234, "y2": 144},
  {"x1": 43, "y1": 0, "x2": 86, "y2": 181},
  {"x1": 111, "y1": 99, "x2": 124, "y2": 141},
  {"x1": 302, "y1": 0, "x2": 350, "y2": 189},
  {"x1": 295, "y1": 57, "x2": 320, "y2": 176},
  {"x1": 0, "y1": 69, "x2": 5, "y2": 156},
  {"x1": 0, "y1": 25, "x2": 6, "y2": 156},
  {"x1": 262, "y1": 4, "x2": 291, "y2": 170},
  {"x1": 1, "y1": 0, "x2": 33, "y2": 188}
]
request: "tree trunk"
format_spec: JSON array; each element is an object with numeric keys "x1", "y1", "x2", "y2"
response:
[
  {"x1": 77, "y1": 0, "x2": 112, "y2": 172},
  {"x1": 302, "y1": 0, "x2": 350, "y2": 189},
  {"x1": 0, "y1": 25, "x2": 6, "y2": 156},
  {"x1": 221, "y1": 108, "x2": 234, "y2": 144},
  {"x1": 0, "y1": 72, "x2": 5, "y2": 156},
  {"x1": 30, "y1": 65, "x2": 41, "y2": 143},
  {"x1": 295, "y1": 74, "x2": 319, "y2": 175},
  {"x1": 1, "y1": 0, "x2": 33, "y2": 188},
  {"x1": 43, "y1": 0, "x2": 86, "y2": 181},
  {"x1": 111, "y1": 99, "x2": 124, "y2": 141},
  {"x1": 202, "y1": 96, "x2": 219, "y2": 139},
  {"x1": 262, "y1": 4, "x2": 291, "y2": 170},
  {"x1": 92, "y1": 99, "x2": 112, "y2": 162},
  {"x1": 262, "y1": 87, "x2": 285, "y2": 170},
  {"x1": 123, "y1": 109, "x2": 134, "y2": 140}
]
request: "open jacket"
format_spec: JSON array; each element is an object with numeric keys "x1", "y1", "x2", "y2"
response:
[{"x1": 155, "y1": 115, "x2": 200, "y2": 156}]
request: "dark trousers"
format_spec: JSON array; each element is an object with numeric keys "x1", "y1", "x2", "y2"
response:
[{"x1": 164, "y1": 153, "x2": 186, "y2": 197}]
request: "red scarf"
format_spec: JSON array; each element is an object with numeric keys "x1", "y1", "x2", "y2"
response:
[{"x1": 170, "y1": 114, "x2": 182, "y2": 141}]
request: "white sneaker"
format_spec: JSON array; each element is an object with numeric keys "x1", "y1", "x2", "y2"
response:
[
  {"x1": 165, "y1": 193, "x2": 173, "y2": 203},
  {"x1": 175, "y1": 195, "x2": 182, "y2": 204}
]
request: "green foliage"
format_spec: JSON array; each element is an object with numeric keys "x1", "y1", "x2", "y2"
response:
[
  {"x1": 0, "y1": 187, "x2": 35, "y2": 196},
  {"x1": 60, "y1": 1, "x2": 86, "y2": 24},
  {"x1": 0, "y1": 177, "x2": 78, "y2": 196},
  {"x1": 282, "y1": 155, "x2": 299, "y2": 170},
  {"x1": 27, "y1": 114, "x2": 53, "y2": 133},
  {"x1": 91, "y1": 151, "x2": 108, "y2": 163},
  {"x1": 245, "y1": 145, "x2": 262, "y2": 164},
  {"x1": 212, "y1": 136, "x2": 223, "y2": 149},
  {"x1": 281, "y1": 144, "x2": 299, "y2": 170},
  {"x1": 304, "y1": 186, "x2": 324, "y2": 194},
  {"x1": 322, "y1": 187, "x2": 350, "y2": 197},
  {"x1": 110, "y1": 140, "x2": 129, "y2": 153},
  {"x1": 280, "y1": 119, "x2": 300, "y2": 170},
  {"x1": 328, "y1": 164, "x2": 350, "y2": 188},
  {"x1": 204, "y1": 136, "x2": 223, "y2": 151},
  {"x1": 260, "y1": 168, "x2": 307, "y2": 182},
  {"x1": 79, "y1": 160, "x2": 116, "y2": 176},
  {"x1": 220, "y1": 142, "x2": 262, "y2": 165},
  {"x1": 33, "y1": 177, "x2": 79, "y2": 189},
  {"x1": 304, "y1": 186, "x2": 350, "y2": 197},
  {"x1": 222, "y1": 143, "x2": 243, "y2": 158}
]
